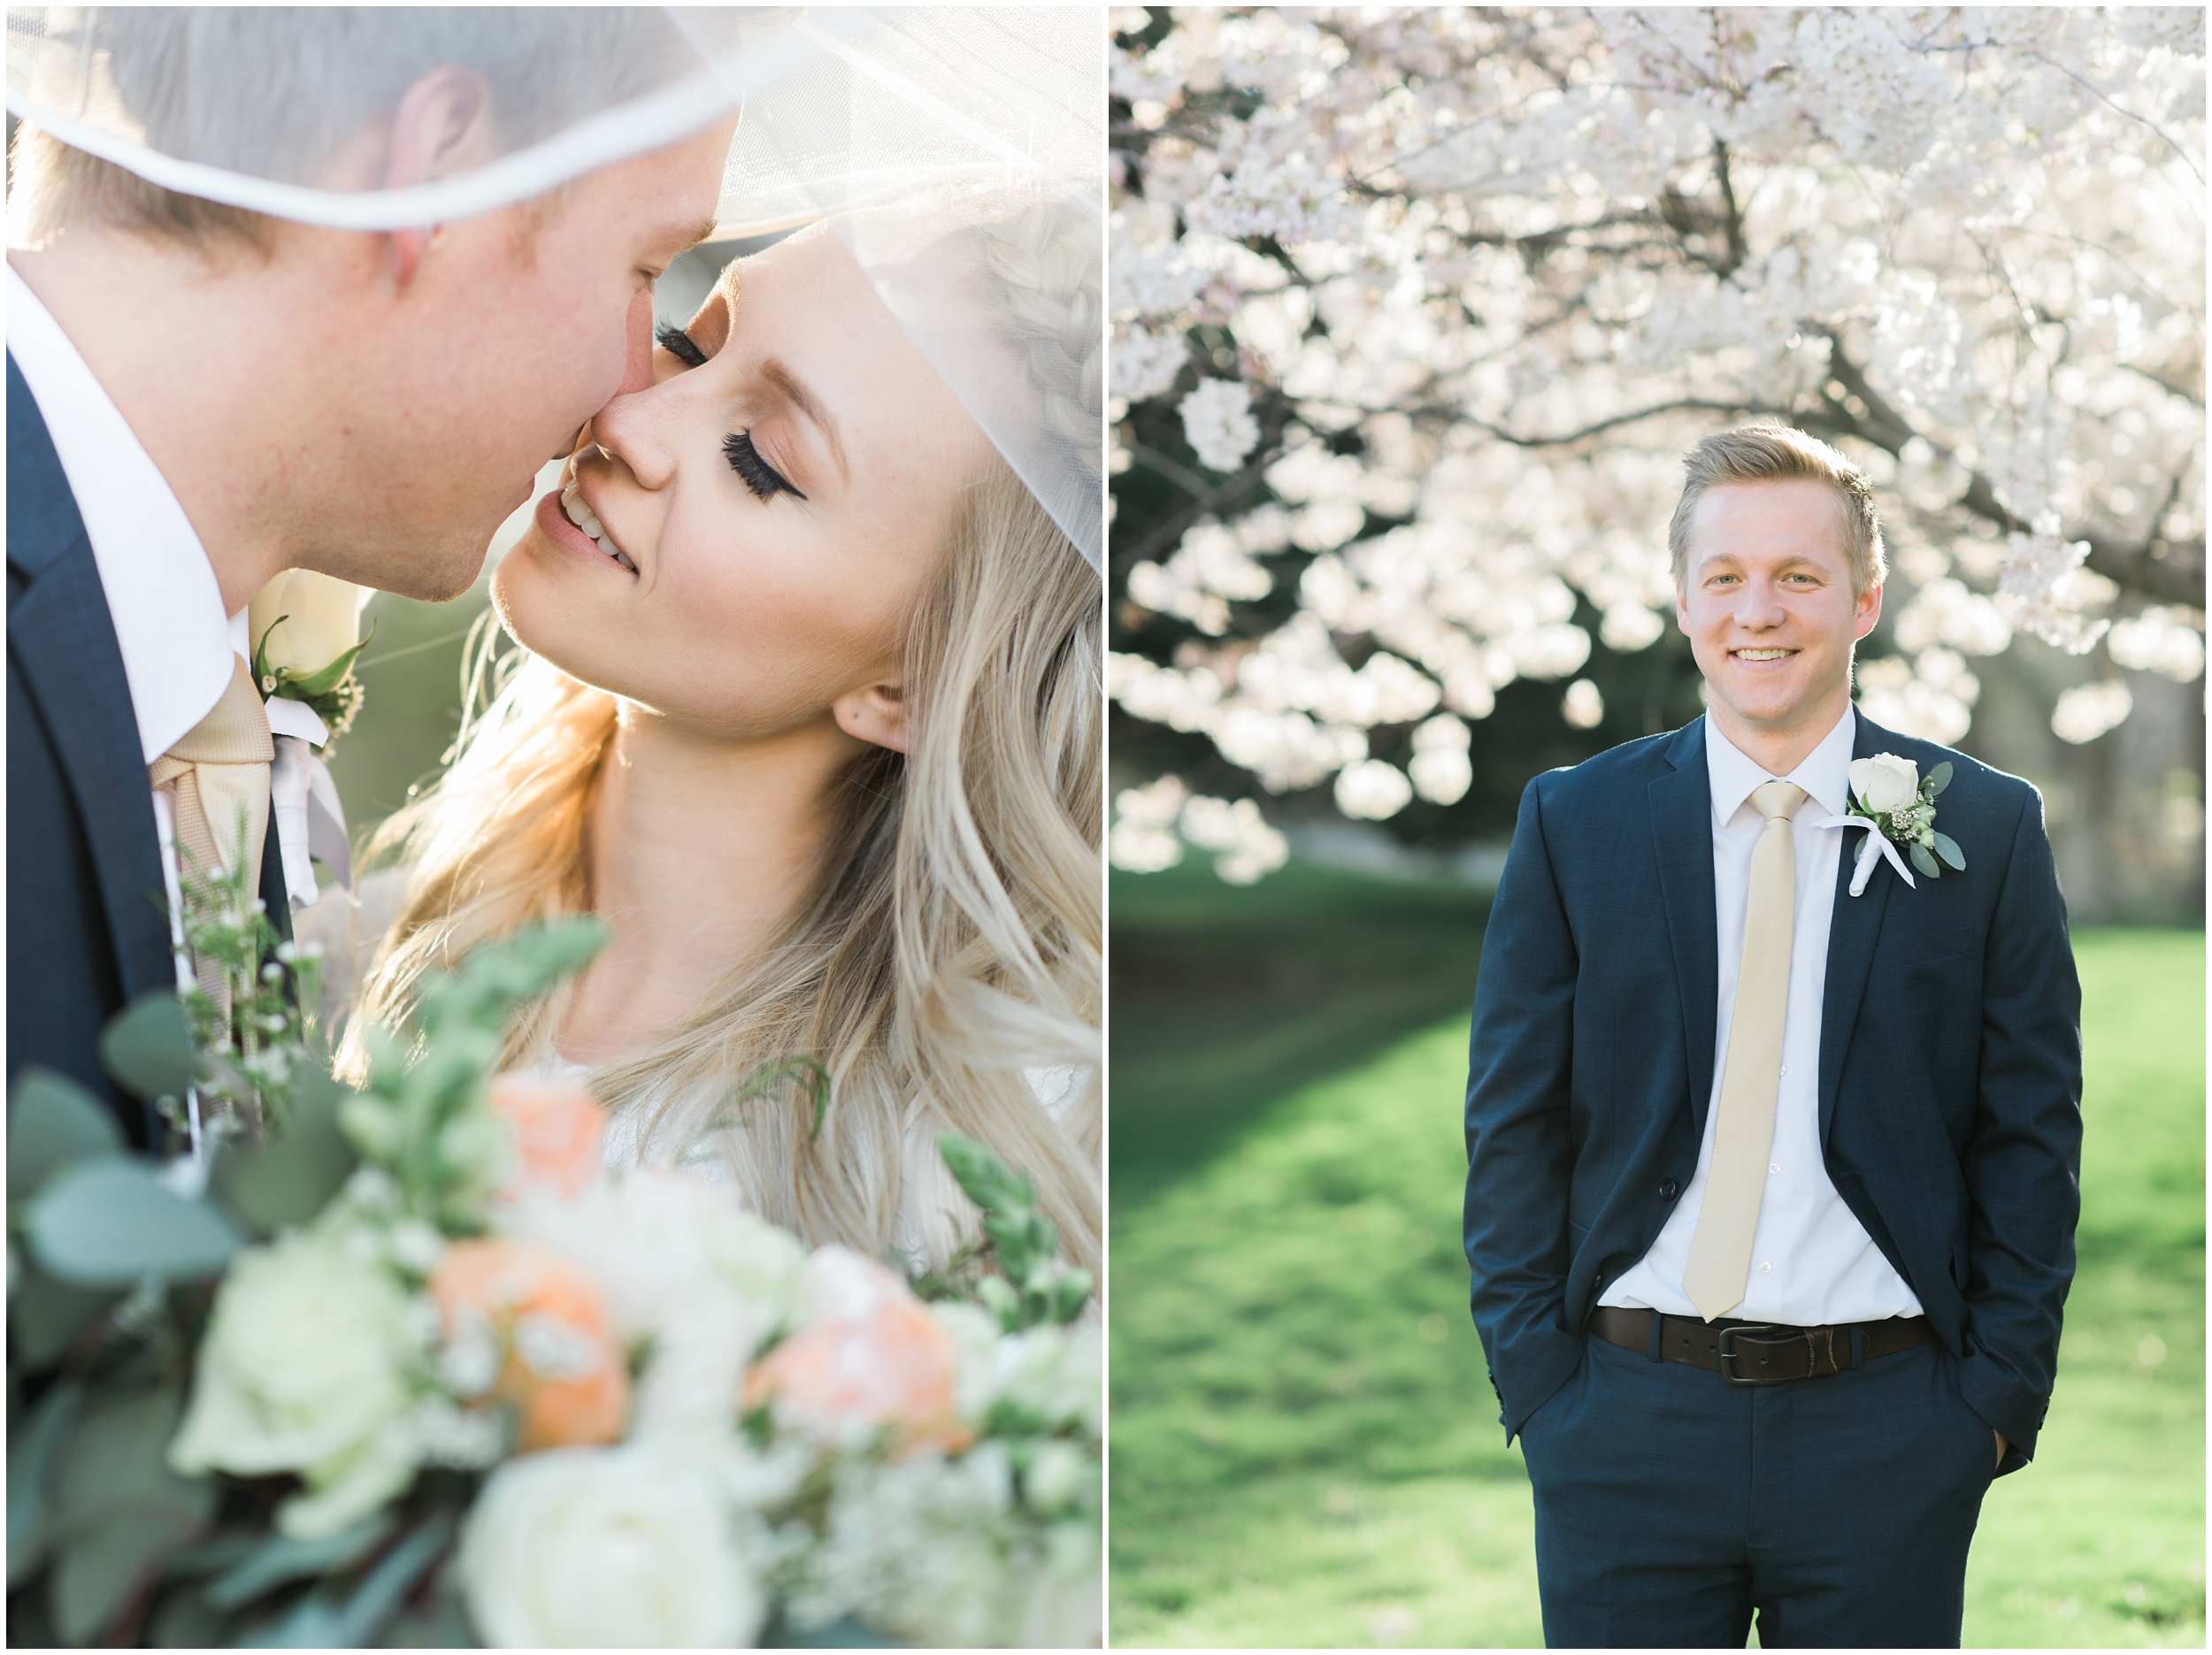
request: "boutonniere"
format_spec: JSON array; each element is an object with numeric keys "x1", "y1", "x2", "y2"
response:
[
  {"x1": 1815, "y1": 753, "x2": 1967, "y2": 897},
  {"x1": 246, "y1": 571, "x2": 373, "y2": 747}
]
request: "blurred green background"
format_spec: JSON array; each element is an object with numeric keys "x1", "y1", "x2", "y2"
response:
[{"x1": 1107, "y1": 861, "x2": 2205, "y2": 1649}]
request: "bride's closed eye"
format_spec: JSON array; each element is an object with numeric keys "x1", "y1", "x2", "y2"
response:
[
  {"x1": 654, "y1": 321, "x2": 709, "y2": 369},
  {"x1": 654, "y1": 323, "x2": 809, "y2": 502}
]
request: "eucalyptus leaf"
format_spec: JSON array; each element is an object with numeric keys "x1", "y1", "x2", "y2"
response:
[
  {"x1": 335, "y1": 1513, "x2": 454, "y2": 1646},
  {"x1": 238, "y1": 1594, "x2": 349, "y2": 1648},
  {"x1": 27, "y1": 1156, "x2": 243, "y2": 1287},
  {"x1": 204, "y1": 1515, "x2": 394, "y2": 1611},
  {"x1": 1909, "y1": 842, "x2": 1942, "y2": 878},
  {"x1": 53, "y1": 1517, "x2": 191, "y2": 1645},
  {"x1": 98, "y1": 992, "x2": 197, "y2": 1105},
  {"x1": 6, "y1": 1378, "x2": 81, "y2": 1588},
  {"x1": 7, "y1": 1067, "x2": 125, "y2": 1199},
  {"x1": 48, "y1": 1386, "x2": 215, "y2": 1644},
  {"x1": 1932, "y1": 831, "x2": 1966, "y2": 871},
  {"x1": 212, "y1": 1067, "x2": 358, "y2": 1237},
  {"x1": 1928, "y1": 761, "x2": 1954, "y2": 796},
  {"x1": 150, "y1": 1582, "x2": 236, "y2": 1649},
  {"x1": 7, "y1": 1261, "x2": 122, "y2": 1368},
  {"x1": 765, "y1": 1614, "x2": 902, "y2": 1646}
]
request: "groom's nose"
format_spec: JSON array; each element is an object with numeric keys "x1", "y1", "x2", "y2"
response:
[
  {"x1": 618, "y1": 289, "x2": 657, "y2": 399},
  {"x1": 1734, "y1": 577, "x2": 1787, "y2": 627}
]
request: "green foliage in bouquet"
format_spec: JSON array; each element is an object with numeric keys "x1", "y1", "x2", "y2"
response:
[
  {"x1": 339, "y1": 916, "x2": 608, "y2": 1230},
  {"x1": 10, "y1": 908, "x2": 1098, "y2": 1649},
  {"x1": 5, "y1": 918, "x2": 606, "y2": 1648},
  {"x1": 936, "y1": 1132, "x2": 1094, "y2": 1333}
]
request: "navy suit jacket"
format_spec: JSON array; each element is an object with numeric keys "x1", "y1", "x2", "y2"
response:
[
  {"x1": 7, "y1": 353, "x2": 290, "y2": 1147},
  {"x1": 1463, "y1": 713, "x2": 2081, "y2": 1474}
]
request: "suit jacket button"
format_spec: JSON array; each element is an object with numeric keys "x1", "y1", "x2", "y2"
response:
[{"x1": 1659, "y1": 1179, "x2": 1680, "y2": 1199}]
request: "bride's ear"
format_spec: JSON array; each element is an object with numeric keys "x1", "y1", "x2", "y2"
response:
[{"x1": 833, "y1": 682, "x2": 910, "y2": 755}]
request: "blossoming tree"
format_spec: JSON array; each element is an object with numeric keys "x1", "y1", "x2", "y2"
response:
[{"x1": 1108, "y1": 6, "x2": 2204, "y2": 908}]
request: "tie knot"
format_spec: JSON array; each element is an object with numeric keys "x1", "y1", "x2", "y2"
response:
[{"x1": 1752, "y1": 780, "x2": 1806, "y2": 824}]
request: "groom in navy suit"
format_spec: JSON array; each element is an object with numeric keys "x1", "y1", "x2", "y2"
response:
[
  {"x1": 1463, "y1": 426, "x2": 2080, "y2": 1647},
  {"x1": 8, "y1": 19, "x2": 733, "y2": 1145}
]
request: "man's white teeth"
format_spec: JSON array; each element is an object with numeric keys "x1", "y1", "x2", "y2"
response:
[
  {"x1": 560, "y1": 482, "x2": 637, "y2": 573},
  {"x1": 1736, "y1": 648, "x2": 1793, "y2": 661}
]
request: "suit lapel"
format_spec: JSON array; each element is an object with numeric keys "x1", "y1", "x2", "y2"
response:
[
  {"x1": 1649, "y1": 719, "x2": 1719, "y2": 1133},
  {"x1": 1817, "y1": 714, "x2": 1897, "y2": 1144},
  {"x1": 8, "y1": 356, "x2": 175, "y2": 1001}
]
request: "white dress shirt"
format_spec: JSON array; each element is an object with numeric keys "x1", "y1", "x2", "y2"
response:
[
  {"x1": 1601, "y1": 706, "x2": 1924, "y2": 1325},
  {"x1": 9, "y1": 267, "x2": 334, "y2": 978}
]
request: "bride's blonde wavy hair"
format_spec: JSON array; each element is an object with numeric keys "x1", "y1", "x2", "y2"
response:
[{"x1": 340, "y1": 198, "x2": 1102, "y2": 1276}]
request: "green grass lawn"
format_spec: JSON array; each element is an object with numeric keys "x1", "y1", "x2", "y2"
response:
[{"x1": 1108, "y1": 862, "x2": 2203, "y2": 1649}]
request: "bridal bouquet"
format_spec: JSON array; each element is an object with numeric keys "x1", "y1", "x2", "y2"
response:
[{"x1": 7, "y1": 923, "x2": 1101, "y2": 1647}]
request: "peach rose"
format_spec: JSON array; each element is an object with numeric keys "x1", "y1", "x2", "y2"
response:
[
  {"x1": 488, "y1": 1075, "x2": 607, "y2": 1199},
  {"x1": 431, "y1": 1237, "x2": 628, "y2": 1453},
  {"x1": 741, "y1": 1246, "x2": 972, "y2": 1454}
]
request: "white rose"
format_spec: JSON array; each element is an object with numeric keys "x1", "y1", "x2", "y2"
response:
[
  {"x1": 459, "y1": 1446, "x2": 764, "y2": 1649},
  {"x1": 990, "y1": 1321, "x2": 1104, "y2": 1437},
  {"x1": 1847, "y1": 753, "x2": 1919, "y2": 815},
  {"x1": 248, "y1": 569, "x2": 366, "y2": 677},
  {"x1": 169, "y1": 1230, "x2": 420, "y2": 1539}
]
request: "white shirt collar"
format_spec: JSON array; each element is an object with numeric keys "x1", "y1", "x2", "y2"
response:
[
  {"x1": 1704, "y1": 704, "x2": 1855, "y2": 826},
  {"x1": 8, "y1": 264, "x2": 236, "y2": 764}
]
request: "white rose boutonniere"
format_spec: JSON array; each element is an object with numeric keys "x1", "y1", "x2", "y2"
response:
[
  {"x1": 1817, "y1": 754, "x2": 1966, "y2": 896},
  {"x1": 247, "y1": 569, "x2": 372, "y2": 746}
]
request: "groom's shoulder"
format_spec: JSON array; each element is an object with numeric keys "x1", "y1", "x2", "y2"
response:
[
  {"x1": 7, "y1": 353, "x2": 82, "y2": 585},
  {"x1": 1528, "y1": 726, "x2": 1684, "y2": 807}
]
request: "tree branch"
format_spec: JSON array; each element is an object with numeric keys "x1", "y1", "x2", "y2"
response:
[
  {"x1": 1808, "y1": 334, "x2": 2205, "y2": 606},
  {"x1": 1458, "y1": 396, "x2": 1782, "y2": 448}
]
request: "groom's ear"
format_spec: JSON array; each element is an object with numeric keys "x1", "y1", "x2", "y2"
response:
[
  {"x1": 833, "y1": 682, "x2": 911, "y2": 755},
  {"x1": 383, "y1": 67, "x2": 496, "y2": 287}
]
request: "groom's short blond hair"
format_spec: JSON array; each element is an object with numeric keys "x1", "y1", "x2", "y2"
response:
[{"x1": 1669, "y1": 425, "x2": 1887, "y2": 597}]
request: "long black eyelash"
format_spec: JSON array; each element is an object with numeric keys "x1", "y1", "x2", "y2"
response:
[
  {"x1": 654, "y1": 322, "x2": 708, "y2": 368},
  {"x1": 724, "y1": 429, "x2": 807, "y2": 501}
]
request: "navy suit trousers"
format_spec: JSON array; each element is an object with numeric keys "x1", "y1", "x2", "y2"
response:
[{"x1": 1517, "y1": 1332, "x2": 1994, "y2": 1647}]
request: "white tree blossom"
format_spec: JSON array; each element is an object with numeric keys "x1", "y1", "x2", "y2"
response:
[{"x1": 1109, "y1": 7, "x2": 2204, "y2": 879}]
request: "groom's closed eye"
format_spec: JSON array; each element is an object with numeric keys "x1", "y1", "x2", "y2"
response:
[{"x1": 653, "y1": 324, "x2": 808, "y2": 502}]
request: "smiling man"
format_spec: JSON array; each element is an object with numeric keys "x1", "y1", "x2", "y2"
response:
[{"x1": 1463, "y1": 425, "x2": 2082, "y2": 1647}]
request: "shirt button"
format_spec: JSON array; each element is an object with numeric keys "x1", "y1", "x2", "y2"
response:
[
  {"x1": 1758, "y1": 1261, "x2": 1773, "y2": 1274},
  {"x1": 1770, "y1": 1162, "x2": 1781, "y2": 1176},
  {"x1": 1778, "y1": 1064, "x2": 1788, "y2": 1077}
]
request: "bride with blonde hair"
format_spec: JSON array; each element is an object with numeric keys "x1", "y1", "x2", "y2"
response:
[
  {"x1": 326, "y1": 191, "x2": 1102, "y2": 1281},
  {"x1": 303, "y1": 6, "x2": 1106, "y2": 1280}
]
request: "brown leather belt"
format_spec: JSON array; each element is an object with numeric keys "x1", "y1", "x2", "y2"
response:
[{"x1": 1588, "y1": 1306, "x2": 1932, "y2": 1386}]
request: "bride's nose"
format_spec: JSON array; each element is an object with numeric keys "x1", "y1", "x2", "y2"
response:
[{"x1": 585, "y1": 364, "x2": 682, "y2": 491}]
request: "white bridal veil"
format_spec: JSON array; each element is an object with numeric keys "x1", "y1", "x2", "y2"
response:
[{"x1": 4, "y1": 6, "x2": 1104, "y2": 566}]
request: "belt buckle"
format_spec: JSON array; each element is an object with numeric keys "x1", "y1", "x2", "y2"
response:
[{"x1": 1716, "y1": 1324, "x2": 1788, "y2": 1387}]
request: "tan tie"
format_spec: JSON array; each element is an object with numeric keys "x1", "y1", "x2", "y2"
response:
[
  {"x1": 149, "y1": 655, "x2": 273, "y2": 1011},
  {"x1": 1682, "y1": 779, "x2": 1808, "y2": 1322}
]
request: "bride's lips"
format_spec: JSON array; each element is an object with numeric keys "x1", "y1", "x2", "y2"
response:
[{"x1": 534, "y1": 487, "x2": 639, "y2": 580}]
